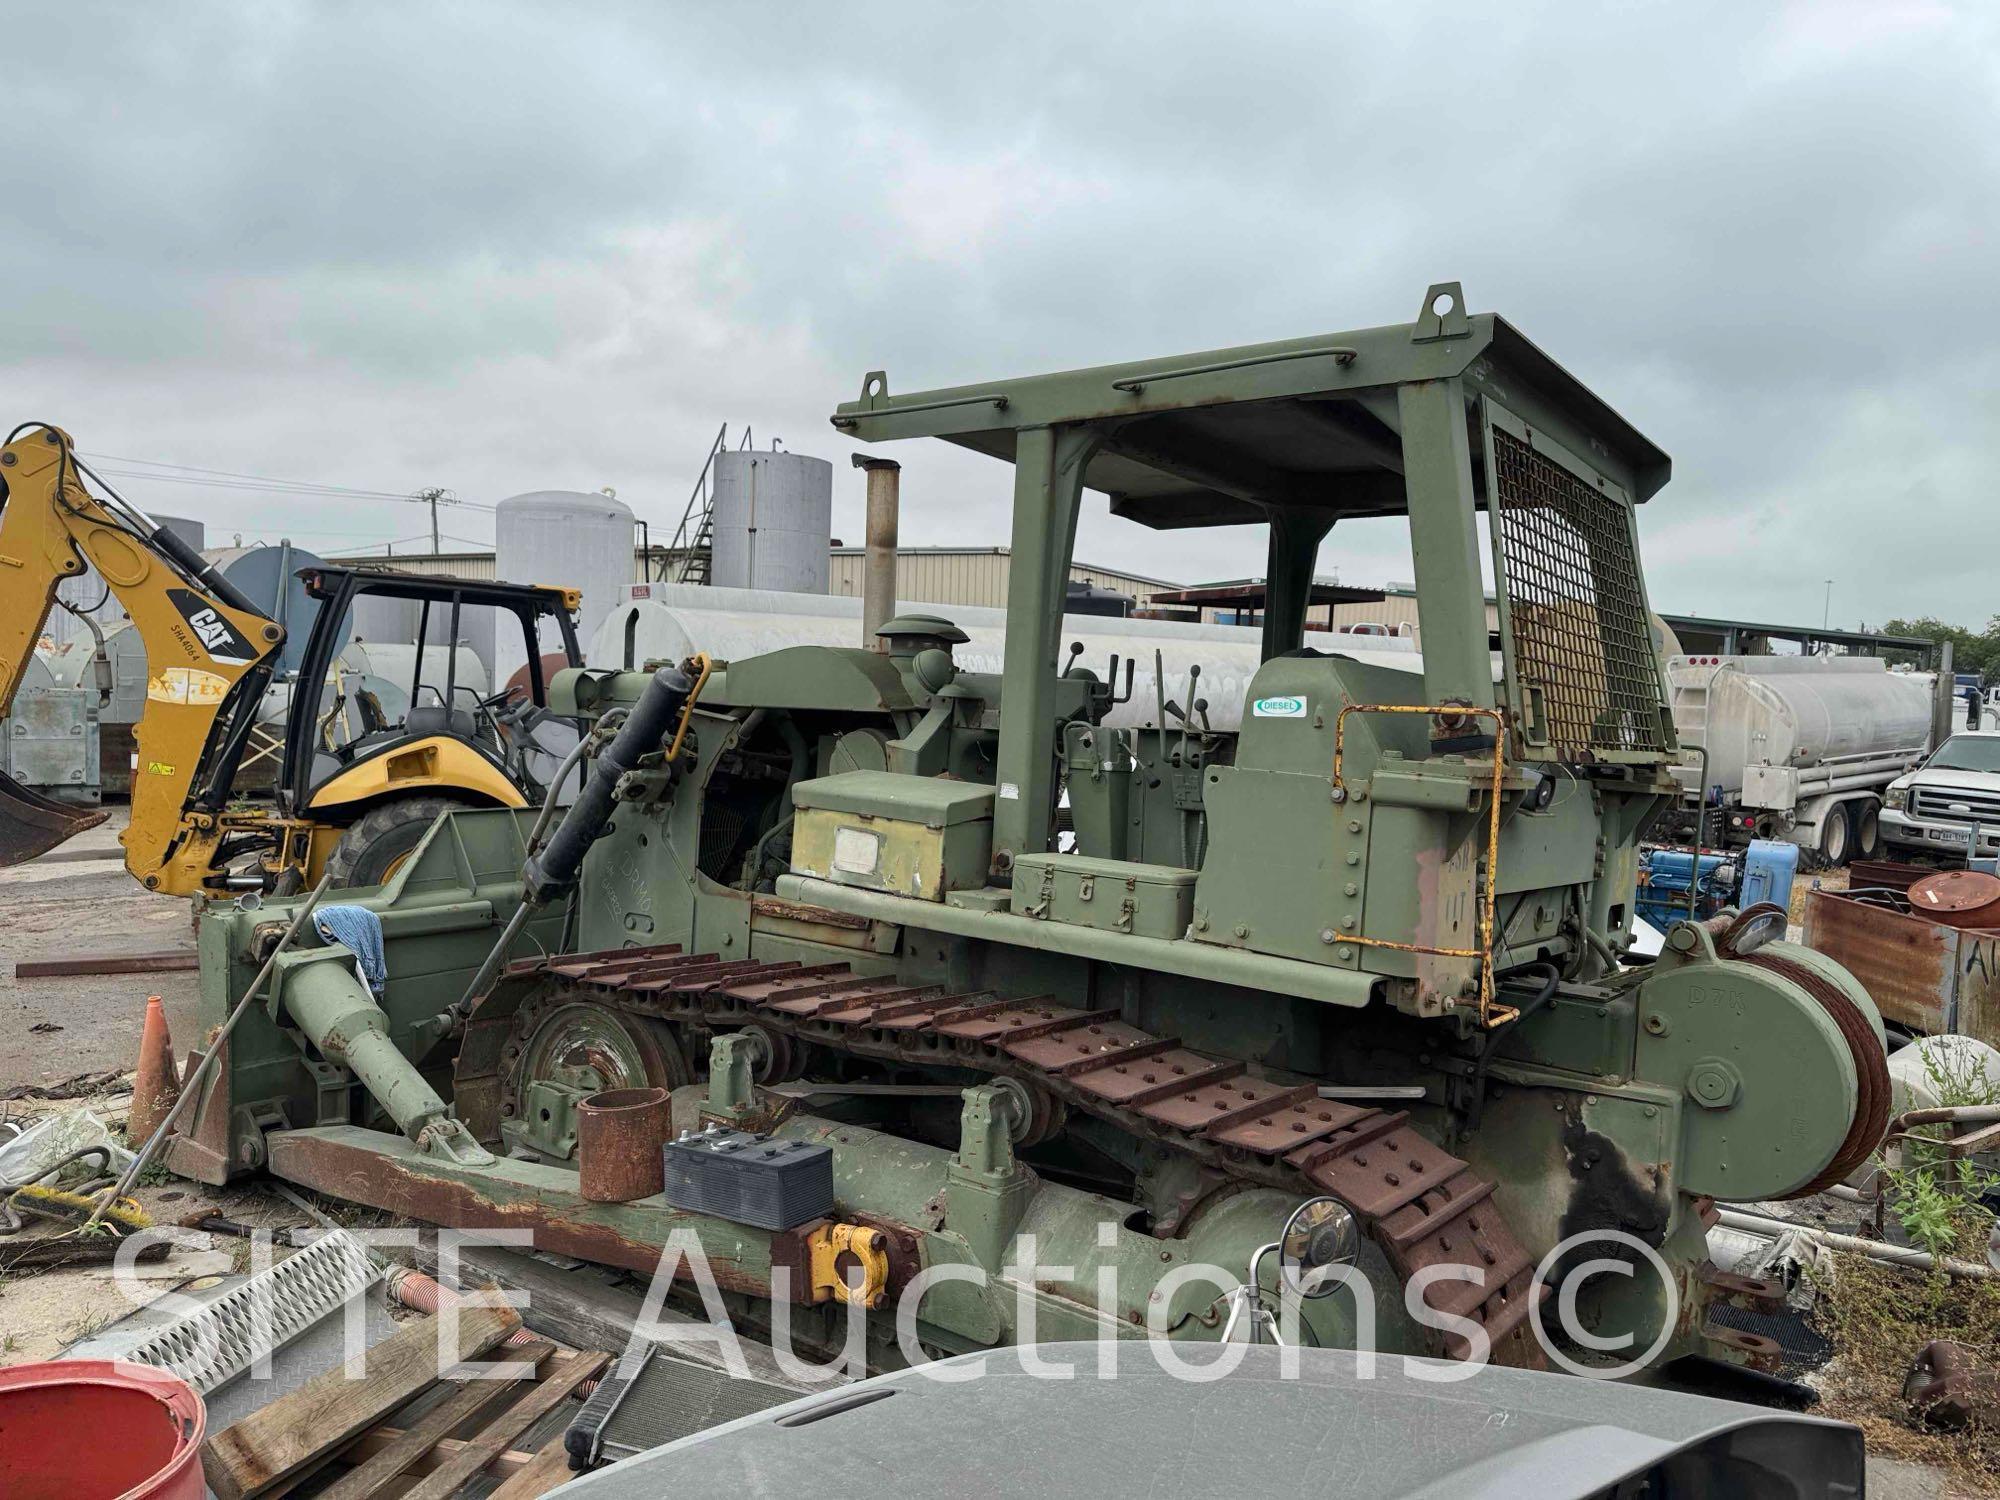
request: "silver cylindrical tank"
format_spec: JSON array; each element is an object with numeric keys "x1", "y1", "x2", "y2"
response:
[
  {"x1": 708, "y1": 450, "x2": 833, "y2": 594},
  {"x1": 1669, "y1": 656, "x2": 1935, "y2": 794},
  {"x1": 209, "y1": 542, "x2": 334, "y2": 676},
  {"x1": 591, "y1": 584, "x2": 1427, "y2": 733},
  {"x1": 348, "y1": 591, "x2": 421, "y2": 648},
  {"x1": 494, "y1": 490, "x2": 633, "y2": 688}
]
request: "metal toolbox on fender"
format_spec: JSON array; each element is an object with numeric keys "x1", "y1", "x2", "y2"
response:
[
  {"x1": 790, "y1": 770, "x2": 994, "y2": 901},
  {"x1": 1011, "y1": 853, "x2": 1196, "y2": 940}
]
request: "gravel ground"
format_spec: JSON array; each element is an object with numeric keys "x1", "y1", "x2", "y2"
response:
[
  {"x1": 0, "y1": 808, "x2": 201, "y2": 1090},
  {"x1": 0, "y1": 816, "x2": 1966, "y2": 1491}
]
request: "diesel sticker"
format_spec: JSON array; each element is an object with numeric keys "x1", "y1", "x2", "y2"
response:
[{"x1": 1251, "y1": 695, "x2": 1308, "y2": 718}]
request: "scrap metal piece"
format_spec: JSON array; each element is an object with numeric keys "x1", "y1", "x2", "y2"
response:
[
  {"x1": 577, "y1": 1087, "x2": 672, "y2": 1204},
  {"x1": 119, "y1": 1226, "x2": 378, "y2": 1394},
  {"x1": 14, "y1": 950, "x2": 197, "y2": 979},
  {"x1": 1904, "y1": 1339, "x2": 2000, "y2": 1431}
]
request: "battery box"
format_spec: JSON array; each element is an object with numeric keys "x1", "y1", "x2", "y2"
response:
[{"x1": 661, "y1": 1129, "x2": 835, "y2": 1231}]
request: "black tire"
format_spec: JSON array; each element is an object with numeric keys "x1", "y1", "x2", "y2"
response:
[
  {"x1": 325, "y1": 796, "x2": 460, "y2": 889},
  {"x1": 1853, "y1": 799, "x2": 1882, "y2": 861},
  {"x1": 1818, "y1": 802, "x2": 1853, "y2": 868}
]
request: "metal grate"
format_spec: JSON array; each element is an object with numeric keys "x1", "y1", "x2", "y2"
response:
[
  {"x1": 119, "y1": 1228, "x2": 378, "y2": 1393},
  {"x1": 1489, "y1": 427, "x2": 1667, "y2": 759}
]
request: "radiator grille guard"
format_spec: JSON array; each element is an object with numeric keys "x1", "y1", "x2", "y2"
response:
[{"x1": 1487, "y1": 419, "x2": 1670, "y2": 762}]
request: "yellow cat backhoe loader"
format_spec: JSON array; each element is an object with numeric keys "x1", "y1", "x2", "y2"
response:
[{"x1": 0, "y1": 423, "x2": 583, "y2": 895}]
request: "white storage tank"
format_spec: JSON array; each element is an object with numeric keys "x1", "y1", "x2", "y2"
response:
[
  {"x1": 592, "y1": 583, "x2": 1430, "y2": 734},
  {"x1": 493, "y1": 490, "x2": 633, "y2": 688},
  {"x1": 708, "y1": 450, "x2": 832, "y2": 594}
]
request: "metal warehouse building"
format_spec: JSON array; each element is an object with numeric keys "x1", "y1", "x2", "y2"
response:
[{"x1": 326, "y1": 544, "x2": 1182, "y2": 613}]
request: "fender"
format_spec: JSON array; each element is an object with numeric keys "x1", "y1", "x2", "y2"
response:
[{"x1": 305, "y1": 736, "x2": 528, "y2": 814}]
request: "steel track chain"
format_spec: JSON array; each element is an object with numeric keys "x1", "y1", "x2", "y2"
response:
[{"x1": 476, "y1": 943, "x2": 1550, "y2": 1366}]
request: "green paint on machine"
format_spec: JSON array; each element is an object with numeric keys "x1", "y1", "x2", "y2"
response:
[{"x1": 185, "y1": 283, "x2": 1887, "y2": 1382}]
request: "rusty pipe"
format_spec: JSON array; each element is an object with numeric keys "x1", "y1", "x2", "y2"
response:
[
  {"x1": 854, "y1": 455, "x2": 900, "y2": 652},
  {"x1": 1888, "y1": 1104, "x2": 2000, "y2": 1135},
  {"x1": 576, "y1": 1087, "x2": 672, "y2": 1203}
]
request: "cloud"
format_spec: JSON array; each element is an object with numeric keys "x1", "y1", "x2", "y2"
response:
[{"x1": 6, "y1": 0, "x2": 1996, "y2": 631}]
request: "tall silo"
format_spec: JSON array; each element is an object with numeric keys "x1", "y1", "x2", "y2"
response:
[
  {"x1": 708, "y1": 450, "x2": 832, "y2": 594},
  {"x1": 492, "y1": 490, "x2": 634, "y2": 687}
]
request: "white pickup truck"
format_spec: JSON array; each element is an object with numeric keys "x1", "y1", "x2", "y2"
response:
[{"x1": 1880, "y1": 729, "x2": 2000, "y2": 860}]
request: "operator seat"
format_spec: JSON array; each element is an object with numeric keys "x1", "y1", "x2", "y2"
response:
[{"x1": 403, "y1": 703, "x2": 476, "y2": 741}]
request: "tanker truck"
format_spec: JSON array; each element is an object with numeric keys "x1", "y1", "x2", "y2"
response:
[
  {"x1": 1664, "y1": 654, "x2": 1933, "y2": 866},
  {"x1": 594, "y1": 581, "x2": 1431, "y2": 735}
]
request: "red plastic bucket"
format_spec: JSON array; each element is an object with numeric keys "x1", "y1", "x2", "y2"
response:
[{"x1": 0, "y1": 1359, "x2": 206, "y2": 1500}]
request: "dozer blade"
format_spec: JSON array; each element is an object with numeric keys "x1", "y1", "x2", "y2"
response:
[{"x1": 0, "y1": 769, "x2": 110, "y2": 867}]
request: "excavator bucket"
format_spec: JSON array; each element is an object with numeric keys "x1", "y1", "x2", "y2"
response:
[{"x1": 0, "y1": 768, "x2": 109, "y2": 868}]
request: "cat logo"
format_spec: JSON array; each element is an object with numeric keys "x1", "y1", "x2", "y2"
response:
[{"x1": 166, "y1": 588, "x2": 258, "y2": 666}]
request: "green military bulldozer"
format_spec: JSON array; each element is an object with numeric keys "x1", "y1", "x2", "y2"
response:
[{"x1": 171, "y1": 283, "x2": 1887, "y2": 1377}]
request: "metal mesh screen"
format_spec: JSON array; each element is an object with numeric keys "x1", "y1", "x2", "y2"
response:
[{"x1": 1489, "y1": 427, "x2": 1667, "y2": 758}]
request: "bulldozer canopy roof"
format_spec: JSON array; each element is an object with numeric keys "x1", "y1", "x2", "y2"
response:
[{"x1": 831, "y1": 284, "x2": 1668, "y2": 529}]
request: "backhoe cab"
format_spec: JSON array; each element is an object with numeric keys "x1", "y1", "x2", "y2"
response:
[{"x1": 0, "y1": 423, "x2": 583, "y2": 895}]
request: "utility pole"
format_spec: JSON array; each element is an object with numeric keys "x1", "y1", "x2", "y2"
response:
[
  {"x1": 1823, "y1": 578, "x2": 1833, "y2": 630},
  {"x1": 412, "y1": 487, "x2": 457, "y2": 555}
]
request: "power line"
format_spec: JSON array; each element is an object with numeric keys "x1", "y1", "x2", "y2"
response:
[{"x1": 78, "y1": 453, "x2": 499, "y2": 511}]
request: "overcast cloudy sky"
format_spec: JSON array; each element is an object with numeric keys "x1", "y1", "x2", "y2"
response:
[{"x1": 9, "y1": 2, "x2": 1996, "y2": 630}]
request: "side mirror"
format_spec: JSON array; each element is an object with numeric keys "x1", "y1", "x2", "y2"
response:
[{"x1": 1278, "y1": 1196, "x2": 1358, "y2": 1300}]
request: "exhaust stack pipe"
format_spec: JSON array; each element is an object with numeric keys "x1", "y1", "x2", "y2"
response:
[{"x1": 854, "y1": 455, "x2": 900, "y2": 652}]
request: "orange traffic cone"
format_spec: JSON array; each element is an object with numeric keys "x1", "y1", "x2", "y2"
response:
[{"x1": 129, "y1": 994, "x2": 182, "y2": 1145}]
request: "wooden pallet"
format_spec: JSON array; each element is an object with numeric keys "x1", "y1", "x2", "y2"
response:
[{"x1": 201, "y1": 1303, "x2": 608, "y2": 1500}]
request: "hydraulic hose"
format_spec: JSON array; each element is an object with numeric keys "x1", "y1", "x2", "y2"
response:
[
  {"x1": 453, "y1": 662, "x2": 696, "y2": 1020},
  {"x1": 524, "y1": 661, "x2": 695, "y2": 905},
  {"x1": 1462, "y1": 961, "x2": 1562, "y2": 1137}
]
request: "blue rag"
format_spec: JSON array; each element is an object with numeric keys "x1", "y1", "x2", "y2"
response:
[{"x1": 314, "y1": 904, "x2": 387, "y2": 995}]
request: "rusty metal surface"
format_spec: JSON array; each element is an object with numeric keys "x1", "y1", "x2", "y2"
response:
[
  {"x1": 1908, "y1": 869, "x2": 2000, "y2": 928},
  {"x1": 1804, "y1": 888, "x2": 2000, "y2": 1044},
  {"x1": 577, "y1": 1087, "x2": 672, "y2": 1203},
  {"x1": 266, "y1": 1128, "x2": 768, "y2": 1289},
  {"x1": 1804, "y1": 889, "x2": 1956, "y2": 1036},
  {"x1": 14, "y1": 949, "x2": 198, "y2": 979},
  {"x1": 0, "y1": 769, "x2": 108, "y2": 868},
  {"x1": 160, "y1": 1037, "x2": 236, "y2": 1187},
  {"x1": 465, "y1": 944, "x2": 1557, "y2": 1366},
  {"x1": 1845, "y1": 858, "x2": 1932, "y2": 894},
  {"x1": 1904, "y1": 1339, "x2": 2000, "y2": 1431}
]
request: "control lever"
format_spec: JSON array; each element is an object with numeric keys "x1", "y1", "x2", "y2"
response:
[
  {"x1": 1178, "y1": 663, "x2": 1203, "y2": 759},
  {"x1": 1104, "y1": 653, "x2": 1135, "y2": 706}
]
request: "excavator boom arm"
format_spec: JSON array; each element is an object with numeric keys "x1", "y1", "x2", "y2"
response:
[{"x1": 0, "y1": 424, "x2": 283, "y2": 881}]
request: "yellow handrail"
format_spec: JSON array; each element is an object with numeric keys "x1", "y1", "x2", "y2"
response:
[{"x1": 665, "y1": 652, "x2": 713, "y2": 764}]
